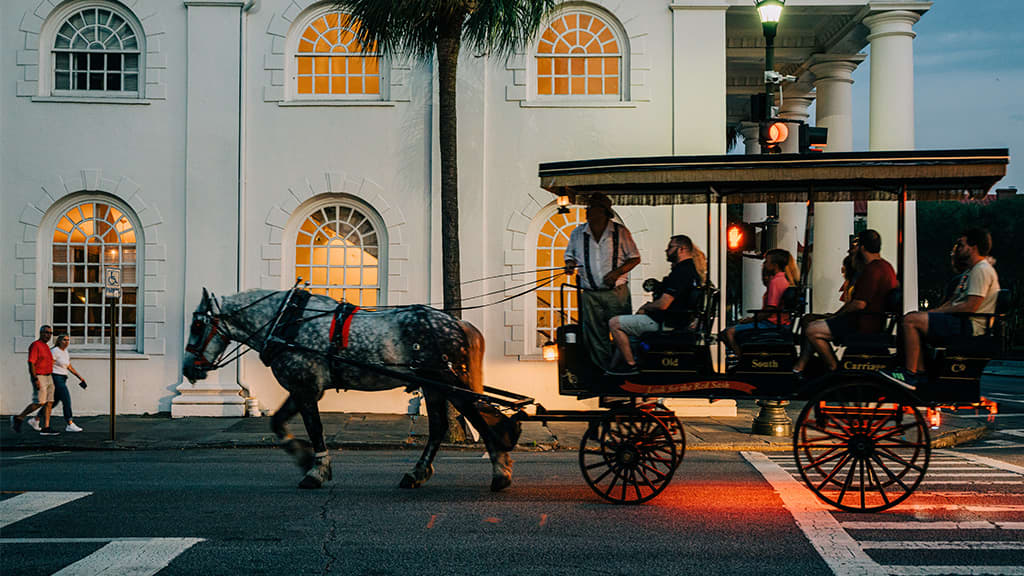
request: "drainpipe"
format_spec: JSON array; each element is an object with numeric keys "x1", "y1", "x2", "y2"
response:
[{"x1": 238, "y1": 0, "x2": 259, "y2": 416}]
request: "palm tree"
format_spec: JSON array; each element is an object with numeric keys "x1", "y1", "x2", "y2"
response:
[
  {"x1": 334, "y1": 0, "x2": 560, "y2": 442},
  {"x1": 334, "y1": 0, "x2": 559, "y2": 317}
]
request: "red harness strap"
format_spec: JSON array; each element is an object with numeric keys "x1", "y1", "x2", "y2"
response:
[{"x1": 329, "y1": 305, "x2": 360, "y2": 349}]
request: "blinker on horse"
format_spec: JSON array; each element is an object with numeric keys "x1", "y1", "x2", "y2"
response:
[{"x1": 183, "y1": 287, "x2": 518, "y2": 491}]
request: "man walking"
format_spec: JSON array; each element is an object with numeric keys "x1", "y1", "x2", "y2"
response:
[
  {"x1": 563, "y1": 193, "x2": 641, "y2": 369},
  {"x1": 11, "y1": 325, "x2": 59, "y2": 435}
]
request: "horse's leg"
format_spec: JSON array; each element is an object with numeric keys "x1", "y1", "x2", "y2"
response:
[
  {"x1": 399, "y1": 390, "x2": 446, "y2": 489},
  {"x1": 296, "y1": 396, "x2": 332, "y2": 489},
  {"x1": 272, "y1": 394, "x2": 315, "y2": 472},
  {"x1": 450, "y1": 399, "x2": 514, "y2": 492}
]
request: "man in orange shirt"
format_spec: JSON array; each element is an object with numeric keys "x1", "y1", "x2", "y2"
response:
[{"x1": 11, "y1": 325, "x2": 58, "y2": 435}]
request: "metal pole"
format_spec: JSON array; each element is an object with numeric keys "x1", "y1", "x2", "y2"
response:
[
  {"x1": 898, "y1": 184, "x2": 906, "y2": 307},
  {"x1": 764, "y1": 34, "x2": 775, "y2": 122},
  {"x1": 109, "y1": 296, "x2": 117, "y2": 441}
]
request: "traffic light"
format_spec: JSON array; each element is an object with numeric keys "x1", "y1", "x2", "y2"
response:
[
  {"x1": 727, "y1": 223, "x2": 756, "y2": 252},
  {"x1": 759, "y1": 120, "x2": 789, "y2": 153},
  {"x1": 799, "y1": 124, "x2": 827, "y2": 153}
]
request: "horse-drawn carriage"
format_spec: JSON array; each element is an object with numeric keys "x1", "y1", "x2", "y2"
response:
[{"x1": 183, "y1": 148, "x2": 1010, "y2": 513}]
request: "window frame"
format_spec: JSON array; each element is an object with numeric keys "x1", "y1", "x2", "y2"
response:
[
  {"x1": 286, "y1": 5, "x2": 389, "y2": 102},
  {"x1": 45, "y1": 194, "x2": 145, "y2": 353},
  {"x1": 530, "y1": 5, "x2": 629, "y2": 103},
  {"x1": 526, "y1": 203, "x2": 589, "y2": 355},
  {"x1": 285, "y1": 195, "x2": 388, "y2": 306},
  {"x1": 41, "y1": 0, "x2": 146, "y2": 100}
]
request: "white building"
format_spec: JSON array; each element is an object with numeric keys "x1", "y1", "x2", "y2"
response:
[{"x1": 1, "y1": 0, "x2": 928, "y2": 417}]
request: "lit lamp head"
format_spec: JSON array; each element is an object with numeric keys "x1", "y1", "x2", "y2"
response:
[
  {"x1": 556, "y1": 195, "x2": 571, "y2": 215},
  {"x1": 755, "y1": 0, "x2": 784, "y2": 38}
]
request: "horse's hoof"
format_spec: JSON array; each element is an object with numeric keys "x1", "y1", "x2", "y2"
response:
[
  {"x1": 399, "y1": 473, "x2": 421, "y2": 489},
  {"x1": 298, "y1": 476, "x2": 322, "y2": 489},
  {"x1": 490, "y1": 475, "x2": 512, "y2": 492}
]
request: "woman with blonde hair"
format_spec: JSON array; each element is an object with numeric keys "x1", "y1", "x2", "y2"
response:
[{"x1": 720, "y1": 248, "x2": 796, "y2": 355}]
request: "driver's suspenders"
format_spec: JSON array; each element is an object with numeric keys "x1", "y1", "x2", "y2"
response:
[{"x1": 582, "y1": 222, "x2": 619, "y2": 291}]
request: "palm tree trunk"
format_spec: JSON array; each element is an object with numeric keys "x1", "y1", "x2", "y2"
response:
[{"x1": 437, "y1": 19, "x2": 468, "y2": 443}]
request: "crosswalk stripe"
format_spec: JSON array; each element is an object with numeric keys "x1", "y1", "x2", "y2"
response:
[
  {"x1": 52, "y1": 538, "x2": 204, "y2": 576},
  {"x1": 841, "y1": 521, "x2": 1023, "y2": 530},
  {"x1": 741, "y1": 451, "x2": 888, "y2": 576},
  {"x1": 860, "y1": 541, "x2": 1024, "y2": 550},
  {"x1": 0, "y1": 492, "x2": 91, "y2": 529},
  {"x1": 939, "y1": 450, "x2": 1024, "y2": 474},
  {"x1": 886, "y1": 566, "x2": 1024, "y2": 575}
]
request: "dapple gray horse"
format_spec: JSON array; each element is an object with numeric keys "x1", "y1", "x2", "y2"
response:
[{"x1": 183, "y1": 288, "x2": 514, "y2": 491}]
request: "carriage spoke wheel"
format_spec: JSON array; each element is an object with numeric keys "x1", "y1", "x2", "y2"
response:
[
  {"x1": 794, "y1": 379, "x2": 930, "y2": 512},
  {"x1": 579, "y1": 409, "x2": 678, "y2": 504}
]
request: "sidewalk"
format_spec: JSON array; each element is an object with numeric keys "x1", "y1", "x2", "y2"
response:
[{"x1": 1, "y1": 400, "x2": 989, "y2": 452}]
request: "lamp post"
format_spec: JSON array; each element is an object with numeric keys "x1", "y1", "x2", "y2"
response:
[
  {"x1": 751, "y1": 0, "x2": 792, "y2": 437},
  {"x1": 757, "y1": 0, "x2": 784, "y2": 124}
]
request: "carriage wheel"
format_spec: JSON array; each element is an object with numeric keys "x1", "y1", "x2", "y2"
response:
[
  {"x1": 794, "y1": 379, "x2": 930, "y2": 513},
  {"x1": 657, "y1": 413, "x2": 686, "y2": 467},
  {"x1": 579, "y1": 409, "x2": 678, "y2": 504}
]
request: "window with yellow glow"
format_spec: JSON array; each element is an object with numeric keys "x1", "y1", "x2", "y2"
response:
[
  {"x1": 536, "y1": 11, "x2": 621, "y2": 97},
  {"x1": 294, "y1": 12, "x2": 381, "y2": 98},
  {"x1": 295, "y1": 203, "x2": 381, "y2": 306},
  {"x1": 535, "y1": 207, "x2": 585, "y2": 347},
  {"x1": 51, "y1": 199, "x2": 139, "y2": 348}
]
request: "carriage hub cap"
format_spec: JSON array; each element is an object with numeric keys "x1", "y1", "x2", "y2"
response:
[
  {"x1": 617, "y1": 445, "x2": 640, "y2": 466},
  {"x1": 848, "y1": 433, "x2": 875, "y2": 458}
]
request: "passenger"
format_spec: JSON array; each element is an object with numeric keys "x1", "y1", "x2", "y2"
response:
[
  {"x1": 720, "y1": 248, "x2": 797, "y2": 356},
  {"x1": 793, "y1": 229, "x2": 898, "y2": 375},
  {"x1": 882, "y1": 228, "x2": 1000, "y2": 390},
  {"x1": 563, "y1": 193, "x2": 641, "y2": 369},
  {"x1": 606, "y1": 235, "x2": 702, "y2": 375},
  {"x1": 839, "y1": 254, "x2": 856, "y2": 303}
]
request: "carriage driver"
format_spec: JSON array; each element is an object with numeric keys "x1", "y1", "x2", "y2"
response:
[
  {"x1": 606, "y1": 235, "x2": 702, "y2": 376},
  {"x1": 563, "y1": 193, "x2": 641, "y2": 370}
]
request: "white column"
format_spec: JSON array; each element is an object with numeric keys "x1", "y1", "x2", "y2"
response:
[
  {"x1": 669, "y1": 2, "x2": 734, "y2": 417},
  {"x1": 174, "y1": 0, "x2": 245, "y2": 418},
  {"x1": 808, "y1": 55, "x2": 864, "y2": 314},
  {"x1": 776, "y1": 89, "x2": 814, "y2": 262},
  {"x1": 865, "y1": 10, "x2": 923, "y2": 311},
  {"x1": 738, "y1": 122, "x2": 766, "y2": 318}
]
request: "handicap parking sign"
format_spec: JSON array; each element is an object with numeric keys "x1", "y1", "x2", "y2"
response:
[{"x1": 104, "y1": 267, "x2": 121, "y2": 299}]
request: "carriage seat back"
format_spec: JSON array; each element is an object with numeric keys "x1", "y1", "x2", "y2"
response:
[
  {"x1": 929, "y1": 288, "x2": 1013, "y2": 385},
  {"x1": 841, "y1": 288, "x2": 902, "y2": 353}
]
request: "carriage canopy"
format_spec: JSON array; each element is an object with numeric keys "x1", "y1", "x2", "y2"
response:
[{"x1": 539, "y1": 149, "x2": 1009, "y2": 205}]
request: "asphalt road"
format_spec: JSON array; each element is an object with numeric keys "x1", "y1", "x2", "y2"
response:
[{"x1": 3, "y1": 445, "x2": 1023, "y2": 576}]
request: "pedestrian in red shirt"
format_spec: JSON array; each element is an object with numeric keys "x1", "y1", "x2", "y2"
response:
[
  {"x1": 11, "y1": 325, "x2": 59, "y2": 435},
  {"x1": 793, "y1": 230, "x2": 898, "y2": 374}
]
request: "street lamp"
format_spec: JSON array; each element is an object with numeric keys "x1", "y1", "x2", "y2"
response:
[{"x1": 751, "y1": 0, "x2": 793, "y2": 437}]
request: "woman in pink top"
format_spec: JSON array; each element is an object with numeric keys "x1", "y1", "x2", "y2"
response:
[{"x1": 720, "y1": 249, "x2": 797, "y2": 355}]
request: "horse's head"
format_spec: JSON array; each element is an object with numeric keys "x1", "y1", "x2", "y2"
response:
[{"x1": 183, "y1": 288, "x2": 231, "y2": 383}]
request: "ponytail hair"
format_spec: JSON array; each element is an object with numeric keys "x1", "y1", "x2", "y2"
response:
[{"x1": 691, "y1": 245, "x2": 708, "y2": 285}]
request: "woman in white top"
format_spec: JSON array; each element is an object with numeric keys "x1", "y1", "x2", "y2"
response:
[{"x1": 49, "y1": 333, "x2": 87, "y2": 432}]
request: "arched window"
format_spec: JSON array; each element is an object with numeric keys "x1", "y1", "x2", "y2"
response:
[
  {"x1": 292, "y1": 10, "x2": 382, "y2": 99},
  {"x1": 51, "y1": 3, "x2": 142, "y2": 96},
  {"x1": 294, "y1": 199, "x2": 384, "y2": 306},
  {"x1": 535, "y1": 9, "x2": 624, "y2": 99},
  {"x1": 534, "y1": 207, "x2": 586, "y2": 347},
  {"x1": 50, "y1": 198, "x2": 140, "y2": 348}
]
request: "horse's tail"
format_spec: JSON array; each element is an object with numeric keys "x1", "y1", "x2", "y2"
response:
[{"x1": 458, "y1": 320, "x2": 485, "y2": 393}]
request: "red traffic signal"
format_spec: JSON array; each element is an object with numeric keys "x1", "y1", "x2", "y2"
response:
[
  {"x1": 759, "y1": 120, "x2": 789, "y2": 152},
  {"x1": 727, "y1": 223, "x2": 755, "y2": 252}
]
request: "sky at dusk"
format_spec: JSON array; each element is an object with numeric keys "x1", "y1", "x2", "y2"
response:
[{"x1": 848, "y1": 0, "x2": 1022, "y2": 190}]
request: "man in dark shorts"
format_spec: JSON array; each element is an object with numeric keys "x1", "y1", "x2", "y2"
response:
[
  {"x1": 793, "y1": 229, "x2": 898, "y2": 374},
  {"x1": 882, "y1": 228, "x2": 1000, "y2": 390},
  {"x1": 607, "y1": 234, "x2": 702, "y2": 375}
]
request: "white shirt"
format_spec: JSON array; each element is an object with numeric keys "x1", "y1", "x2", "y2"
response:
[
  {"x1": 951, "y1": 258, "x2": 1000, "y2": 336},
  {"x1": 51, "y1": 346, "x2": 71, "y2": 376},
  {"x1": 563, "y1": 221, "x2": 640, "y2": 291}
]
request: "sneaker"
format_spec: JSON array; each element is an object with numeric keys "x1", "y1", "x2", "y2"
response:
[
  {"x1": 11, "y1": 416, "x2": 22, "y2": 434},
  {"x1": 65, "y1": 423, "x2": 83, "y2": 433},
  {"x1": 605, "y1": 364, "x2": 639, "y2": 376},
  {"x1": 879, "y1": 368, "x2": 920, "y2": 391},
  {"x1": 26, "y1": 416, "x2": 41, "y2": 431},
  {"x1": 39, "y1": 427, "x2": 60, "y2": 436}
]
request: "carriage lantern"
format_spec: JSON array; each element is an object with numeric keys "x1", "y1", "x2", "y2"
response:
[
  {"x1": 542, "y1": 340, "x2": 559, "y2": 361},
  {"x1": 556, "y1": 195, "x2": 571, "y2": 215}
]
